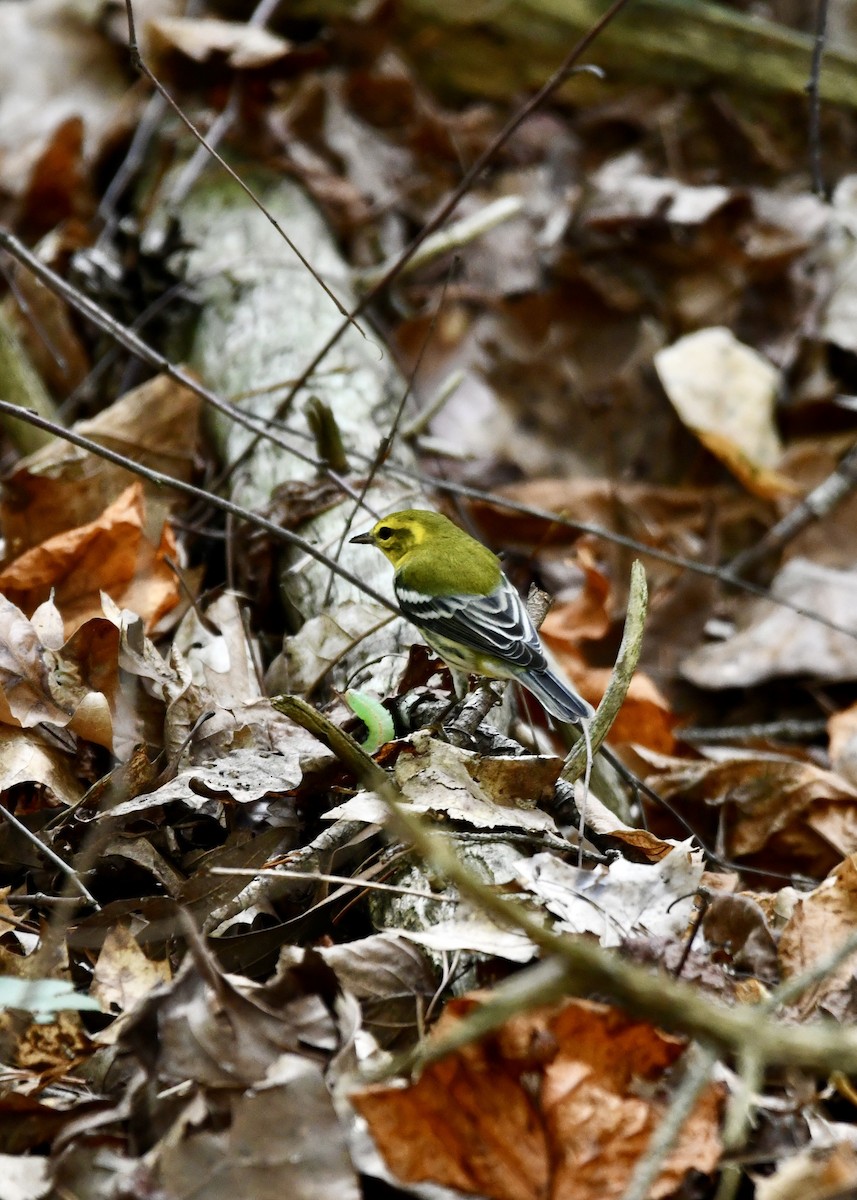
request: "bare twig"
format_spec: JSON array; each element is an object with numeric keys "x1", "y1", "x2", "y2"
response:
[
  {"x1": 208, "y1": 866, "x2": 454, "y2": 903},
  {"x1": 203, "y1": 819, "x2": 370, "y2": 933},
  {"x1": 0, "y1": 807, "x2": 99, "y2": 908},
  {"x1": 727, "y1": 437, "x2": 857, "y2": 576},
  {"x1": 562, "y1": 561, "x2": 648, "y2": 783}
]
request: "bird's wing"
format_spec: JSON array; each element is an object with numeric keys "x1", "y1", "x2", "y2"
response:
[{"x1": 395, "y1": 576, "x2": 546, "y2": 672}]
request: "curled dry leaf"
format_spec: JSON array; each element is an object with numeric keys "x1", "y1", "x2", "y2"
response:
[
  {"x1": 821, "y1": 176, "x2": 857, "y2": 357},
  {"x1": 148, "y1": 16, "x2": 293, "y2": 69},
  {"x1": 515, "y1": 840, "x2": 703, "y2": 947},
  {"x1": 702, "y1": 892, "x2": 779, "y2": 981},
  {"x1": 654, "y1": 327, "x2": 794, "y2": 499},
  {"x1": 328, "y1": 729, "x2": 562, "y2": 833},
  {"x1": 586, "y1": 151, "x2": 737, "y2": 228},
  {"x1": 353, "y1": 996, "x2": 723, "y2": 1200},
  {"x1": 829, "y1": 702, "x2": 857, "y2": 787},
  {"x1": 100, "y1": 747, "x2": 305, "y2": 823},
  {"x1": 0, "y1": 726, "x2": 83, "y2": 808},
  {"x1": 276, "y1": 600, "x2": 398, "y2": 696},
  {"x1": 640, "y1": 748, "x2": 857, "y2": 876},
  {"x1": 581, "y1": 789, "x2": 677, "y2": 862},
  {"x1": 118, "y1": 939, "x2": 342, "y2": 1092},
  {"x1": 540, "y1": 629, "x2": 676, "y2": 753},
  {"x1": 279, "y1": 933, "x2": 437, "y2": 1050},
  {"x1": 0, "y1": 592, "x2": 72, "y2": 729},
  {"x1": 156, "y1": 1055, "x2": 360, "y2": 1200},
  {"x1": 0, "y1": 586, "x2": 139, "y2": 753},
  {"x1": 754, "y1": 1141, "x2": 857, "y2": 1200},
  {"x1": 0, "y1": 0, "x2": 128, "y2": 197},
  {"x1": 14, "y1": 1010, "x2": 91, "y2": 1074},
  {"x1": 778, "y1": 854, "x2": 857, "y2": 1022}
]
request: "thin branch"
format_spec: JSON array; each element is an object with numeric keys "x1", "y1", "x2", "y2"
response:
[
  {"x1": 727, "y1": 435, "x2": 857, "y2": 576},
  {"x1": 0, "y1": 807, "x2": 99, "y2": 908},
  {"x1": 208, "y1": 866, "x2": 454, "y2": 903}
]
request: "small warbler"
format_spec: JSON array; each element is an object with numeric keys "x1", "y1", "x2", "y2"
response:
[{"x1": 350, "y1": 509, "x2": 593, "y2": 724}]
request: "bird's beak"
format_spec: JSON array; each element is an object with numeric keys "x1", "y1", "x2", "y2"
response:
[{"x1": 349, "y1": 531, "x2": 374, "y2": 545}]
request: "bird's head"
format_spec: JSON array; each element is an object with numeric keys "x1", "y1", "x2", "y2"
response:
[{"x1": 350, "y1": 509, "x2": 450, "y2": 570}]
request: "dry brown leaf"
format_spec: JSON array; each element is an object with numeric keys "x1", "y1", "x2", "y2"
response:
[
  {"x1": 2, "y1": 272, "x2": 89, "y2": 398},
  {"x1": 778, "y1": 855, "x2": 857, "y2": 1021},
  {"x1": 829, "y1": 702, "x2": 857, "y2": 787},
  {"x1": 15, "y1": 1010, "x2": 90, "y2": 1073},
  {"x1": 585, "y1": 153, "x2": 736, "y2": 227},
  {"x1": 156, "y1": 1057, "x2": 360, "y2": 1200},
  {"x1": 702, "y1": 893, "x2": 778, "y2": 981},
  {"x1": 0, "y1": 593, "x2": 72, "y2": 729},
  {"x1": 2, "y1": 374, "x2": 200, "y2": 557},
  {"x1": 541, "y1": 634, "x2": 676, "y2": 753},
  {"x1": 479, "y1": 478, "x2": 765, "y2": 556},
  {"x1": 20, "y1": 115, "x2": 92, "y2": 235},
  {"x1": 0, "y1": 483, "x2": 180, "y2": 637},
  {"x1": 0, "y1": 726, "x2": 83, "y2": 807},
  {"x1": 118, "y1": 939, "x2": 342, "y2": 1092},
  {"x1": 535, "y1": 552, "x2": 676, "y2": 752},
  {"x1": 654, "y1": 327, "x2": 795, "y2": 499},
  {"x1": 91, "y1": 925, "x2": 171, "y2": 1016},
  {"x1": 580, "y1": 781, "x2": 676, "y2": 861},
  {"x1": 641, "y1": 748, "x2": 857, "y2": 874},
  {"x1": 0, "y1": 1, "x2": 128, "y2": 198},
  {"x1": 515, "y1": 840, "x2": 703, "y2": 946},
  {"x1": 539, "y1": 547, "x2": 612, "y2": 642},
  {"x1": 353, "y1": 996, "x2": 723, "y2": 1200},
  {"x1": 328, "y1": 729, "x2": 561, "y2": 833}
]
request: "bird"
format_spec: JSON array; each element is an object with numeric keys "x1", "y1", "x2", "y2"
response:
[{"x1": 350, "y1": 509, "x2": 593, "y2": 724}]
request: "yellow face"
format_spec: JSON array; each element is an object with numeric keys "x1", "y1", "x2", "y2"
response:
[{"x1": 350, "y1": 511, "x2": 429, "y2": 568}]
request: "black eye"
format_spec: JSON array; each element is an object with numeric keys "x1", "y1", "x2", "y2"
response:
[{"x1": 376, "y1": 526, "x2": 393, "y2": 540}]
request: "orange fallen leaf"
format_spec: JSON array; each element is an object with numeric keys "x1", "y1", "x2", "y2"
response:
[
  {"x1": 0, "y1": 482, "x2": 180, "y2": 636},
  {"x1": 353, "y1": 996, "x2": 723, "y2": 1200}
]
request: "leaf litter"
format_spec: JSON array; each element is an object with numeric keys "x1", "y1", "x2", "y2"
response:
[{"x1": 2, "y1": 2, "x2": 857, "y2": 1198}]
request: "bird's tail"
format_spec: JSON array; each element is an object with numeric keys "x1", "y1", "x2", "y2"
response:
[{"x1": 518, "y1": 666, "x2": 594, "y2": 724}]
